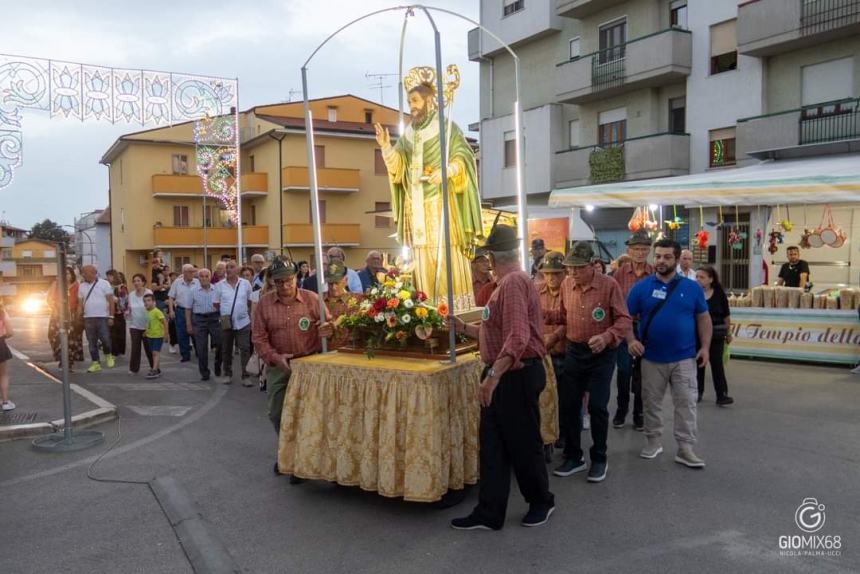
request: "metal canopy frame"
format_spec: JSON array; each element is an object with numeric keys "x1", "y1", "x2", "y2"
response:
[{"x1": 300, "y1": 4, "x2": 527, "y2": 362}]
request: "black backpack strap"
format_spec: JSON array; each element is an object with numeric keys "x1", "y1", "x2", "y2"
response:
[{"x1": 640, "y1": 276, "x2": 682, "y2": 346}]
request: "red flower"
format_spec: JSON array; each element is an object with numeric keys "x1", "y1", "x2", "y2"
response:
[
  {"x1": 368, "y1": 308, "x2": 378, "y2": 319},
  {"x1": 373, "y1": 298, "x2": 386, "y2": 311},
  {"x1": 388, "y1": 269, "x2": 400, "y2": 277},
  {"x1": 415, "y1": 291, "x2": 428, "y2": 302}
]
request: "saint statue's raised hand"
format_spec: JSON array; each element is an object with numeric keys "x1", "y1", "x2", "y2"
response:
[{"x1": 374, "y1": 123, "x2": 390, "y2": 148}]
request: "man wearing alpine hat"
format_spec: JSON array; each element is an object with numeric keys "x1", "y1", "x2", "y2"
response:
[
  {"x1": 449, "y1": 224, "x2": 555, "y2": 531},
  {"x1": 552, "y1": 241, "x2": 631, "y2": 483},
  {"x1": 252, "y1": 257, "x2": 333, "y2": 480}
]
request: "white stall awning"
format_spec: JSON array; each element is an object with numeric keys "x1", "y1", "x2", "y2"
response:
[{"x1": 549, "y1": 153, "x2": 860, "y2": 208}]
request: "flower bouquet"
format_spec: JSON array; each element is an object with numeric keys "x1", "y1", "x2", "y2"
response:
[{"x1": 337, "y1": 269, "x2": 448, "y2": 358}]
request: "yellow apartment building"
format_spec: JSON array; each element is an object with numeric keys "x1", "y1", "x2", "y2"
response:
[
  {"x1": 101, "y1": 95, "x2": 403, "y2": 278},
  {"x1": 0, "y1": 237, "x2": 59, "y2": 300}
]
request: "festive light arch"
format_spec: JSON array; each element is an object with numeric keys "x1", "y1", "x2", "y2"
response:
[{"x1": 0, "y1": 54, "x2": 244, "y2": 255}]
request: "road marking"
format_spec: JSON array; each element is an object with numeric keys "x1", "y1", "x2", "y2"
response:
[
  {"x1": 127, "y1": 406, "x2": 192, "y2": 417},
  {"x1": 95, "y1": 382, "x2": 208, "y2": 391}
]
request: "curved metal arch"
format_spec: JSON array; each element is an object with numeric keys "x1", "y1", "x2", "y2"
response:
[{"x1": 300, "y1": 5, "x2": 529, "y2": 359}]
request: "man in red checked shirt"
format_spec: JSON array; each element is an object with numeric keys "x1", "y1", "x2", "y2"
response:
[
  {"x1": 449, "y1": 225, "x2": 555, "y2": 531},
  {"x1": 551, "y1": 241, "x2": 631, "y2": 483},
  {"x1": 252, "y1": 257, "x2": 333, "y2": 482}
]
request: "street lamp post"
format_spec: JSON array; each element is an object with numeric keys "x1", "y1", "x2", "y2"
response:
[{"x1": 268, "y1": 131, "x2": 287, "y2": 255}]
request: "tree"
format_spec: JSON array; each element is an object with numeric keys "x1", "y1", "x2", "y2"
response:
[{"x1": 30, "y1": 219, "x2": 68, "y2": 244}]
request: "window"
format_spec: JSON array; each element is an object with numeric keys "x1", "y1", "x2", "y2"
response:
[
  {"x1": 710, "y1": 19, "x2": 738, "y2": 75},
  {"x1": 249, "y1": 205, "x2": 256, "y2": 226},
  {"x1": 670, "y1": 1, "x2": 688, "y2": 29},
  {"x1": 172, "y1": 154, "x2": 188, "y2": 175},
  {"x1": 19, "y1": 264, "x2": 42, "y2": 278},
  {"x1": 709, "y1": 127, "x2": 736, "y2": 168},
  {"x1": 364, "y1": 110, "x2": 374, "y2": 124},
  {"x1": 327, "y1": 106, "x2": 337, "y2": 122},
  {"x1": 173, "y1": 206, "x2": 190, "y2": 227},
  {"x1": 568, "y1": 37, "x2": 581, "y2": 60},
  {"x1": 175, "y1": 256, "x2": 191, "y2": 268},
  {"x1": 598, "y1": 108, "x2": 627, "y2": 147},
  {"x1": 248, "y1": 155, "x2": 255, "y2": 173},
  {"x1": 598, "y1": 19, "x2": 626, "y2": 64},
  {"x1": 503, "y1": 131, "x2": 516, "y2": 168},
  {"x1": 669, "y1": 97, "x2": 686, "y2": 134},
  {"x1": 568, "y1": 119, "x2": 581, "y2": 148},
  {"x1": 309, "y1": 200, "x2": 327, "y2": 224},
  {"x1": 314, "y1": 145, "x2": 325, "y2": 168},
  {"x1": 375, "y1": 149, "x2": 387, "y2": 175},
  {"x1": 503, "y1": 0, "x2": 524, "y2": 17},
  {"x1": 375, "y1": 201, "x2": 392, "y2": 228},
  {"x1": 203, "y1": 205, "x2": 213, "y2": 227},
  {"x1": 21, "y1": 250, "x2": 32, "y2": 258},
  {"x1": 44, "y1": 249, "x2": 56, "y2": 258},
  {"x1": 801, "y1": 57, "x2": 853, "y2": 106}
]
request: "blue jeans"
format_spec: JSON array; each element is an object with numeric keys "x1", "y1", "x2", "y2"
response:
[
  {"x1": 562, "y1": 342, "x2": 617, "y2": 463},
  {"x1": 174, "y1": 306, "x2": 192, "y2": 360},
  {"x1": 84, "y1": 317, "x2": 112, "y2": 362}
]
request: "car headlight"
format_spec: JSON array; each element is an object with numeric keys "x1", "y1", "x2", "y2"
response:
[{"x1": 22, "y1": 296, "x2": 43, "y2": 314}]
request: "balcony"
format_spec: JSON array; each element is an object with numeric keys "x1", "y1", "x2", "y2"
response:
[
  {"x1": 738, "y1": 0, "x2": 860, "y2": 57},
  {"x1": 471, "y1": 0, "x2": 564, "y2": 58},
  {"x1": 554, "y1": 133, "x2": 690, "y2": 188},
  {"x1": 0, "y1": 261, "x2": 16, "y2": 276},
  {"x1": 282, "y1": 224, "x2": 361, "y2": 246},
  {"x1": 153, "y1": 225, "x2": 270, "y2": 247},
  {"x1": 1, "y1": 237, "x2": 15, "y2": 248},
  {"x1": 557, "y1": 0, "x2": 627, "y2": 19},
  {"x1": 468, "y1": 27, "x2": 481, "y2": 62},
  {"x1": 737, "y1": 98, "x2": 860, "y2": 159},
  {"x1": 556, "y1": 28, "x2": 692, "y2": 104},
  {"x1": 282, "y1": 166, "x2": 361, "y2": 193},
  {"x1": 151, "y1": 173, "x2": 269, "y2": 197}
]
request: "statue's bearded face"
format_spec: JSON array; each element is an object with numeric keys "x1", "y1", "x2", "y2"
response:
[{"x1": 408, "y1": 90, "x2": 432, "y2": 124}]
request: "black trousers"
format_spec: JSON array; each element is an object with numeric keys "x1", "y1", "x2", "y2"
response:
[
  {"x1": 697, "y1": 332, "x2": 729, "y2": 399},
  {"x1": 193, "y1": 313, "x2": 223, "y2": 378},
  {"x1": 128, "y1": 328, "x2": 153, "y2": 373},
  {"x1": 615, "y1": 340, "x2": 643, "y2": 419},
  {"x1": 562, "y1": 342, "x2": 617, "y2": 463},
  {"x1": 472, "y1": 360, "x2": 554, "y2": 529}
]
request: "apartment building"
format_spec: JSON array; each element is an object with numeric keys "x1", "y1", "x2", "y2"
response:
[
  {"x1": 470, "y1": 0, "x2": 860, "y2": 288},
  {"x1": 73, "y1": 208, "x2": 112, "y2": 275},
  {"x1": 101, "y1": 96, "x2": 402, "y2": 278},
  {"x1": 0, "y1": 235, "x2": 59, "y2": 300}
]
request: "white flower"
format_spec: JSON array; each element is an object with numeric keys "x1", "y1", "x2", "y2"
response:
[
  {"x1": 374, "y1": 313, "x2": 385, "y2": 323},
  {"x1": 370, "y1": 288, "x2": 378, "y2": 296},
  {"x1": 403, "y1": 299, "x2": 414, "y2": 309},
  {"x1": 394, "y1": 282, "x2": 402, "y2": 289},
  {"x1": 401, "y1": 314, "x2": 411, "y2": 324}
]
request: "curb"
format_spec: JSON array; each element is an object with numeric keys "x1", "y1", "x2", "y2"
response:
[{"x1": 0, "y1": 355, "x2": 118, "y2": 442}]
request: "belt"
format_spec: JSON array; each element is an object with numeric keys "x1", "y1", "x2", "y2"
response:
[{"x1": 193, "y1": 311, "x2": 219, "y2": 317}]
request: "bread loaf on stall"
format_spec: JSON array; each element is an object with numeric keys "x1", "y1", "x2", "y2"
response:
[
  {"x1": 762, "y1": 286, "x2": 775, "y2": 308},
  {"x1": 751, "y1": 287, "x2": 763, "y2": 308},
  {"x1": 839, "y1": 289, "x2": 856, "y2": 310},
  {"x1": 775, "y1": 287, "x2": 790, "y2": 309},
  {"x1": 800, "y1": 292, "x2": 814, "y2": 309}
]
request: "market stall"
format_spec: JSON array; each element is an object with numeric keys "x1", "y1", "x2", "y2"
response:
[{"x1": 549, "y1": 153, "x2": 860, "y2": 365}]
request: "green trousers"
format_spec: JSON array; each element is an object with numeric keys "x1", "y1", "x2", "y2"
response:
[{"x1": 266, "y1": 366, "x2": 292, "y2": 433}]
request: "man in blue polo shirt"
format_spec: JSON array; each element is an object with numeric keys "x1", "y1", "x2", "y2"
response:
[{"x1": 626, "y1": 238, "x2": 711, "y2": 469}]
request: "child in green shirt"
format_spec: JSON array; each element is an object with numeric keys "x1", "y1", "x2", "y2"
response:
[{"x1": 143, "y1": 294, "x2": 168, "y2": 379}]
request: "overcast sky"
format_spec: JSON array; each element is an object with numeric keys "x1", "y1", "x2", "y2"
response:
[{"x1": 1, "y1": 0, "x2": 478, "y2": 229}]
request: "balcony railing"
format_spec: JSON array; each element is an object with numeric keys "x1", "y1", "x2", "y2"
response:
[
  {"x1": 282, "y1": 166, "x2": 361, "y2": 193},
  {"x1": 801, "y1": 0, "x2": 860, "y2": 35},
  {"x1": 592, "y1": 47, "x2": 625, "y2": 92},
  {"x1": 153, "y1": 225, "x2": 269, "y2": 247},
  {"x1": 800, "y1": 98, "x2": 860, "y2": 145},
  {"x1": 152, "y1": 173, "x2": 268, "y2": 197}
]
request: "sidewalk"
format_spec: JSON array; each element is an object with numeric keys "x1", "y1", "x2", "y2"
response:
[{"x1": 0, "y1": 351, "x2": 117, "y2": 441}]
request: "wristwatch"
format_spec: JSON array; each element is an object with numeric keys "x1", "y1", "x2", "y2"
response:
[{"x1": 486, "y1": 367, "x2": 497, "y2": 379}]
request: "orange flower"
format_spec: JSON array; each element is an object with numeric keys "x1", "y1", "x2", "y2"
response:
[
  {"x1": 395, "y1": 330, "x2": 407, "y2": 340},
  {"x1": 437, "y1": 302, "x2": 449, "y2": 316},
  {"x1": 386, "y1": 315, "x2": 398, "y2": 328},
  {"x1": 387, "y1": 298, "x2": 400, "y2": 309}
]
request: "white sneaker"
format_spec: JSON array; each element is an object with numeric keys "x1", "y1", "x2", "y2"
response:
[
  {"x1": 169, "y1": 345, "x2": 177, "y2": 354},
  {"x1": 582, "y1": 414, "x2": 591, "y2": 431},
  {"x1": 2, "y1": 400, "x2": 15, "y2": 411},
  {"x1": 851, "y1": 364, "x2": 860, "y2": 374}
]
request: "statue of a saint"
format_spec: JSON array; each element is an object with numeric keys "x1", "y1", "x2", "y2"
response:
[{"x1": 374, "y1": 65, "x2": 483, "y2": 310}]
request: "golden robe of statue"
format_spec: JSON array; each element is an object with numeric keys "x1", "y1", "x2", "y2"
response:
[{"x1": 374, "y1": 66, "x2": 483, "y2": 311}]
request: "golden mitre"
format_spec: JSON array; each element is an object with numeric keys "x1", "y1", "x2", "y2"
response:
[{"x1": 404, "y1": 65, "x2": 461, "y2": 108}]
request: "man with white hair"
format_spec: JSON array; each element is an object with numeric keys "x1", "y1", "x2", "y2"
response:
[
  {"x1": 677, "y1": 249, "x2": 696, "y2": 280},
  {"x1": 357, "y1": 250, "x2": 385, "y2": 292},
  {"x1": 168, "y1": 263, "x2": 199, "y2": 362},
  {"x1": 250, "y1": 253, "x2": 266, "y2": 290}
]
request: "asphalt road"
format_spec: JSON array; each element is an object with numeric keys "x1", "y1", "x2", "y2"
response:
[{"x1": 1, "y1": 316, "x2": 858, "y2": 573}]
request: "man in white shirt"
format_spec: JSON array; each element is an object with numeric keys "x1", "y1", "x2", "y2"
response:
[
  {"x1": 677, "y1": 249, "x2": 697, "y2": 280},
  {"x1": 214, "y1": 259, "x2": 253, "y2": 385},
  {"x1": 77, "y1": 265, "x2": 116, "y2": 373},
  {"x1": 168, "y1": 264, "x2": 199, "y2": 362}
]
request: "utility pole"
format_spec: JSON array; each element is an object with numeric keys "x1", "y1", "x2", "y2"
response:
[{"x1": 286, "y1": 89, "x2": 302, "y2": 102}]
